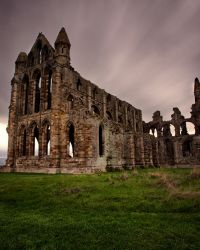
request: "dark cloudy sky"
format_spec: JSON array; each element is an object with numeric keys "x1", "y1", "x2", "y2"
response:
[{"x1": 0, "y1": 0, "x2": 200, "y2": 155}]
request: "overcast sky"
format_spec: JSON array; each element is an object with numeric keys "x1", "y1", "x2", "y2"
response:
[{"x1": 0, "y1": 0, "x2": 200, "y2": 156}]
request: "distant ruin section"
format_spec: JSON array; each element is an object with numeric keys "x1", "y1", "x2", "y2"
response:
[{"x1": 5, "y1": 28, "x2": 200, "y2": 173}]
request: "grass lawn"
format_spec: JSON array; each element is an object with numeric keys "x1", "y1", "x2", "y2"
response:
[{"x1": 0, "y1": 168, "x2": 200, "y2": 250}]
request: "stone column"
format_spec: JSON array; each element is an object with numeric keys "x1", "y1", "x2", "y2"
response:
[
  {"x1": 50, "y1": 67, "x2": 62, "y2": 168},
  {"x1": 87, "y1": 84, "x2": 92, "y2": 111},
  {"x1": 125, "y1": 106, "x2": 128, "y2": 126},
  {"x1": 173, "y1": 140, "x2": 180, "y2": 164},
  {"x1": 175, "y1": 125, "x2": 180, "y2": 137},
  {"x1": 6, "y1": 79, "x2": 19, "y2": 169},
  {"x1": 115, "y1": 98, "x2": 118, "y2": 122},
  {"x1": 32, "y1": 79, "x2": 36, "y2": 113},
  {"x1": 102, "y1": 91, "x2": 106, "y2": 118},
  {"x1": 28, "y1": 80, "x2": 34, "y2": 114},
  {"x1": 134, "y1": 135, "x2": 145, "y2": 167},
  {"x1": 133, "y1": 109, "x2": 136, "y2": 132},
  {"x1": 40, "y1": 76, "x2": 46, "y2": 111},
  {"x1": 126, "y1": 132, "x2": 135, "y2": 168}
]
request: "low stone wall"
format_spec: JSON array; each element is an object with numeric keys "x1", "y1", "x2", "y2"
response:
[
  {"x1": 0, "y1": 166, "x2": 11, "y2": 172},
  {"x1": 0, "y1": 165, "x2": 106, "y2": 174}
]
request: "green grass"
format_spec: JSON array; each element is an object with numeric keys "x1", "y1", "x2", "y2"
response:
[{"x1": 0, "y1": 168, "x2": 199, "y2": 250}]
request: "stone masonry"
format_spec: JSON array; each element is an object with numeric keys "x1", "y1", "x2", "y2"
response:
[{"x1": 5, "y1": 28, "x2": 200, "y2": 173}]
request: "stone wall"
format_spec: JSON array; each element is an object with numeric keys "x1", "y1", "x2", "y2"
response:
[
  {"x1": 6, "y1": 28, "x2": 144, "y2": 173},
  {"x1": 5, "y1": 27, "x2": 200, "y2": 173},
  {"x1": 143, "y1": 87, "x2": 200, "y2": 167}
]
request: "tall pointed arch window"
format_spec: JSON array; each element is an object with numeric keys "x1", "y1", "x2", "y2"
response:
[
  {"x1": 67, "y1": 123, "x2": 75, "y2": 158},
  {"x1": 22, "y1": 75, "x2": 29, "y2": 115},
  {"x1": 99, "y1": 124, "x2": 104, "y2": 157},
  {"x1": 47, "y1": 71, "x2": 52, "y2": 109},
  {"x1": 42, "y1": 121, "x2": 51, "y2": 156},
  {"x1": 33, "y1": 126, "x2": 39, "y2": 156},
  {"x1": 33, "y1": 70, "x2": 41, "y2": 113},
  {"x1": 37, "y1": 41, "x2": 42, "y2": 64},
  {"x1": 67, "y1": 95, "x2": 74, "y2": 110}
]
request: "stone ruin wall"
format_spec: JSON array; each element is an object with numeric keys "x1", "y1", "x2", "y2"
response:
[
  {"x1": 6, "y1": 28, "x2": 144, "y2": 173},
  {"x1": 143, "y1": 81, "x2": 200, "y2": 167},
  {"x1": 4, "y1": 28, "x2": 200, "y2": 173}
]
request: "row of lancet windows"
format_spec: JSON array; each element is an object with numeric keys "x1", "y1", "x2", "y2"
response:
[
  {"x1": 20, "y1": 69, "x2": 52, "y2": 115},
  {"x1": 28, "y1": 42, "x2": 51, "y2": 67},
  {"x1": 18, "y1": 121, "x2": 50, "y2": 157},
  {"x1": 18, "y1": 123, "x2": 104, "y2": 158},
  {"x1": 66, "y1": 93, "x2": 137, "y2": 129}
]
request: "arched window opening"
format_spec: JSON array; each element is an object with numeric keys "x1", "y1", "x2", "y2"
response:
[
  {"x1": 92, "y1": 88, "x2": 97, "y2": 99},
  {"x1": 118, "y1": 101, "x2": 122, "y2": 111},
  {"x1": 60, "y1": 73, "x2": 63, "y2": 81},
  {"x1": 136, "y1": 122, "x2": 139, "y2": 132},
  {"x1": 76, "y1": 79, "x2": 82, "y2": 91},
  {"x1": 106, "y1": 94, "x2": 111, "y2": 103},
  {"x1": 182, "y1": 140, "x2": 192, "y2": 157},
  {"x1": 42, "y1": 121, "x2": 50, "y2": 156},
  {"x1": 128, "y1": 119, "x2": 132, "y2": 128},
  {"x1": 149, "y1": 130, "x2": 153, "y2": 136},
  {"x1": 47, "y1": 140, "x2": 50, "y2": 156},
  {"x1": 28, "y1": 52, "x2": 34, "y2": 67},
  {"x1": 24, "y1": 81, "x2": 29, "y2": 115},
  {"x1": 42, "y1": 46, "x2": 49, "y2": 62},
  {"x1": 186, "y1": 122, "x2": 195, "y2": 135},
  {"x1": 118, "y1": 115, "x2": 123, "y2": 124},
  {"x1": 180, "y1": 122, "x2": 187, "y2": 135},
  {"x1": 47, "y1": 71, "x2": 52, "y2": 109},
  {"x1": 39, "y1": 50, "x2": 42, "y2": 64},
  {"x1": 106, "y1": 111, "x2": 112, "y2": 120},
  {"x1": 38, "y1": 76, "x2": 41, "y2": 88},
  {"x1": 33, "y1": 126, "x2": 39, "y2": 156},
  {"x1": 46, "y1": 125, "x2": 50, "y2": 155},
  {"x1": 20, "y1": 84, "x2": 25, "y2": 115},
  {"x1": 99, "y1": 125, "x2": 104, "y2": 156},
  {"x1": 149, "y1": 128, "x2": 157, "y2": 137},
  {"x1": 23, "y1": 75, "x2": 29, "y2": 115},
  {"x1": 50, "y1": 74, "x2": 53, "y2": 92},
  {"x1": 61, "y1": 46, "x2": 66, "y2": 54},
  {"x1": 160, "y1": 127, "x2": 163, "y2": 136},
  {"x1": 37, "y1": 41, "x2": 42, "y2": 64},
  {"x1": 67, "y1": 95, "x2": 74, "y2": 109},
  {"x1": 22, "y1": 129, "x2": 27, "y2": 156},
  {"x1": 68, "y1": 124, "x2": 74, "y2": 157},
  {"x1": 34, "y1": 72, "x2": 41, "y2": 113},
  {"x1": 92, "y1": 105, "x2": 100, "y2": 116},
  {"x1": 170, "y1": 124, "x2": 175, "y2": 136},
  {"x1": 153, "y1": 128, "x2": 158, "y2": 137},
  {"x1": 34, "y1": 138, "x2": 39, "y2": 156}
]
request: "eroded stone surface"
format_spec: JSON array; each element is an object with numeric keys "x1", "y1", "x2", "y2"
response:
[{"x1": 5, "y1": 28, "x2": 200, "y2": 173}]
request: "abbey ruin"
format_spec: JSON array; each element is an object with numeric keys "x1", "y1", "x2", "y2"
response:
[{"x1": 5, "y1": 28, "x2": 200, "y2": 173}]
